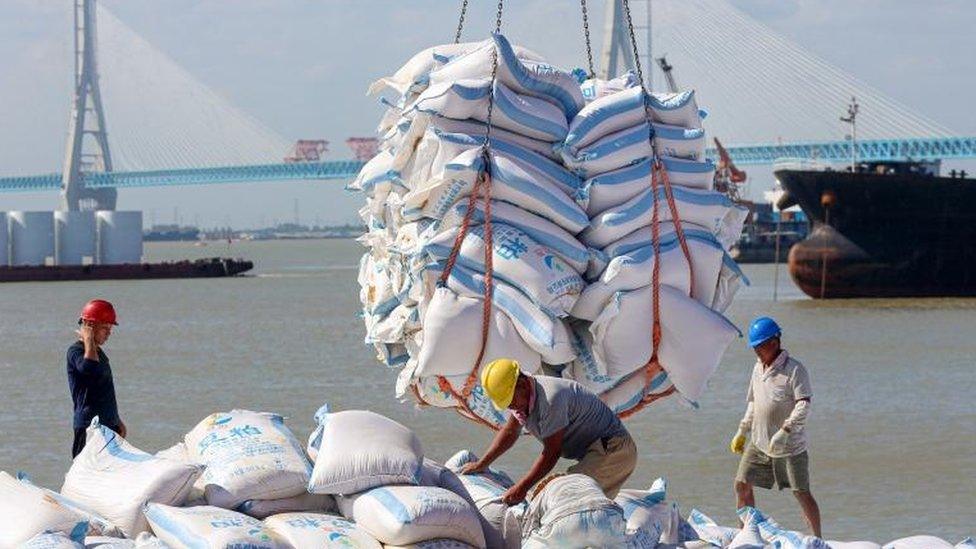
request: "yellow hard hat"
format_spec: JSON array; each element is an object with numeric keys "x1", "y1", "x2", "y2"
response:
[{"x1": 481, "y1": 358, "x2": 521, "y2": 410}]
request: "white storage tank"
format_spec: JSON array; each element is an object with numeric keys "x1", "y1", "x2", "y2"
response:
[
  {"x1": 97, "y1": 210, "x2": 143, "y2": 264},
  {"x1": 55, "y1": 211, "x2": 97, "y2": 265},
  {"x1": 9, "y1": 211, "x2": 55, "y2": 266},
  {"x1": 0, "y1": 212, "x2": 8, "y2": 266}
]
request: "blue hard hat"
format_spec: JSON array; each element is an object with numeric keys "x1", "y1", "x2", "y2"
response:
[{"x1": 748, "y1": 316, "x2": 782, "y2": 348}]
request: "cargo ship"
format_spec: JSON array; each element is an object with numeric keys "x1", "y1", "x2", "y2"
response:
[
  {"x1": 0, "y1": 257, "x2": 253, "y2": 283},
  {"x1": 775, "y1": 159, "x2": 976, "y2": 298}
]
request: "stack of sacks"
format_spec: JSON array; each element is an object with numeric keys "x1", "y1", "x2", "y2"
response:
[
  {"x1": 0, "y1": 471, "x2": 93, "y2": 546},
  {"x1": 520, "y1": 474, "x2": 628, "y2": 548},
  {"x1": 354, "y1": 32, "x2": 590, "y2": 427},
  {"x1": 60, "y1": 418, "x2": 203, "y2": 537},
  {"x1": 736, "y1": 506, "x2": 828, "y2": 549},
  {"x1": 559, "y1": 80, "x2": 748, "y2": 414},
  {"x1": 307, "y1": 407, "x2": 486, "y2": 548},
  {"x1": 614, "y1": 477, "x2": 702, "y2": 547},
  {"x1": 83, "y1": 533, "x2": 168, "y2": 548}
]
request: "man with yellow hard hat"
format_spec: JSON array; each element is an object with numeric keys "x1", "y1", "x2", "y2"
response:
[{"x1": 460, "y1": 358, "x2": 636, "y2": 504}]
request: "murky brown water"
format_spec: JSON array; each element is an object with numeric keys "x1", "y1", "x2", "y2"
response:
[{"x1": 0, "y1": 239, "x2": 972, "y2": 541}]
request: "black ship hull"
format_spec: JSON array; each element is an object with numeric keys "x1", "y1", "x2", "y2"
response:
[
  {"x1": 0, "y1": 257, "x2": 253, "y2": 283},
  {"x1": 775, "y1": 168, "x2": 976, "y2": 298}
]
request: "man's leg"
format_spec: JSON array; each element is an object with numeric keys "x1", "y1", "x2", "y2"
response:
[
  {"x1": 793, "y1": 490, "x2": 822, "y2": 538},
  {"x1": 567, "y1": 435, "x2": 637, "y2": 498},
  {"x1": 734, "y1": 443, "x2": 773, "y2": 524},
  {"x1": 734, "y1": 479, "x2": 755, "y2": 510},
  {"x1": 71, "y1": 427, "x2": 87, "y2": 458}
]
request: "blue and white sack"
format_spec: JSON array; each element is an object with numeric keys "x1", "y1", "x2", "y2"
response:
[
  {"x1": 144, "y1": 504, "x2": 287, "y2": 548},
  {"x1": 263, "y1": 513, "x2": 382, "y2": 548}
]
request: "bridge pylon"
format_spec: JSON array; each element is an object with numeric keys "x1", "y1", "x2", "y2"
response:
[{"x1": 60, "y1": 0, "x2": 116, "y2": 211}]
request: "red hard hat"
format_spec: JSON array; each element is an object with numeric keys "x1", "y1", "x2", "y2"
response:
[{"x1": 79, "y1": 299, "x2": 118, "y2": 326}]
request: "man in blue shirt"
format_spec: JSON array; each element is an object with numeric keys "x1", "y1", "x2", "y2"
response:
[{"x1": 67, "y1": 299, "x2": 125, "y2": 457}]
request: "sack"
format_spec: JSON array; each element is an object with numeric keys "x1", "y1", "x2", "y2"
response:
[
  {"x1": 583, "y1": 183, "x2": 748, "y2": 251},
  {"x1": 82, "y1": 533, "x2": 167, "y2": 548},
  {"x1": 827, "y1": 543, "x2": 882, "y2": 549},
  {"x1": 386, "y1": 541, "x2": 479, "y2": 549},
  {"x1": 424, "y1": 224, "x2": 584, "y2": 317},
  {"x1": 737, "y1": 506, "x2": 829, "y2": 549},
  {"x1": 687, "y1": 508, "x2": 739, "y2": 548},
  {"x1": 521, "y1": 474, "x2": 627, "y2": 549},
  {"x1": 882, "y1": 537, "x2": 956, "y2": 549},
  {"x1": 403, "y1": 148, "x2": 588, "y2": 234},
  {"x1": 589, "y1": 284, "x2": 739, "y2": 402},
  {"x1": 184, "y1": 410, "x2": 312, "y2": 508},
  {"x1": 431, "y1": 35, "x2": 583, "y2": 119},
  {"x1": 307, "y1": 409, "x2": 423, "y2": 495},
  {"x1": 0, "y1": 473, "x2": 90, "y2": 546},
  {"x1": 423, "y1": 266, "x2": 576, "y2": 365},
  {"x1": 237, "y1": 492, "x2": 336, "y2": 519},
  {"x1": 19, "y1": 533, "x2": 84, "y2": 549},
  {"x1": 565, "y1": 86, "x2": 646, "y2": 151},
  {"x1": 560, "y1": 123, "x2": 652, "y2": 178},
  {"x1": 414, "y1": 286, "x2": 542, "y2": 379},
  {"x1": 580, "y1": 71, "x2": 640, "y2": 103},
  {"x1": 615, "y1": 478, "x2": 681, "y2": 544},
  {"x1": 61, "y1": 419, "x2": 202, "y2": 536},
  {"x1": 413, "y1": 79, "x2": 568, "y2": 142},
  {"x1": 263, "y1": 513, "x2": 382, "y2": 548},
  {"x1": 15, "y1": 473, "x2": 122, "y2": 537},
  {"x1": 144, "y1": 504, "x2": 287, "y2": 548},
  {"x1": 660, "y1": 155, "x2": 716, "y2": 189},
  {"x1": 437, "y1": 200, "x2": 589, "y2": 274},
  {"x1": 648, "y1": 90, "x2": 704, "y2": 128},
  {"x1": 443, "y1": 451, "x2": 524, "y2": 549},
  {"x1": 368, "y1": 42, "x2": 482, "y2": 97},
  {"x1": 337, "y1": 485, "x2": 485, "y2": 547}
]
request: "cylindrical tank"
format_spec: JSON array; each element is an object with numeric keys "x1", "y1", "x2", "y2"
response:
[
  {"x1": 0, "y1": 212, "x2": 8, "y2": 266},
  {"x1": 54, "y1": 211, "x2": 97, "y2": 265},
  {"x1": 97, "y1": 210, "x2": 143, "y2": 264},
  {"x1": 9, "y1": 211, "x2": 55, "y2": 266}
]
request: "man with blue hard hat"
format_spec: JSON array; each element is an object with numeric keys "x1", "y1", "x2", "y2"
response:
[{"x1": 730, "y1": 316, "x2": 822, "y2": 537}]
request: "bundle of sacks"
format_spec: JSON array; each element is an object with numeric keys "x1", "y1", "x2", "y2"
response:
[
  {"x1": 2, "y1": 408, "x2": 971, "y2": 548},
  {"x1": 353, "y1": 32, "x2": 748, "y2": 426}
]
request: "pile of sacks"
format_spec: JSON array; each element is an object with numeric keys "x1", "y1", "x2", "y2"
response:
[
  {"x1": 353, "y1": 33, "x2": 748, "y2": 426},
  {"x1": 1, "y1": 408, "x2": 971, "y2": 548}
]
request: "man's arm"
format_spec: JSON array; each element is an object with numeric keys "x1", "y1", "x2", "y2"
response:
[
  {"x1": 67, "y1": 340, "x2": 100, "y2": 375},
  {"x1": 503, "y1": 428, "x2": 564, "y2": 504},
  {"x1": 782, "y1": 397, "x2": 810, "y2": 433},
  {"x1": 460, "y1": 415, "x2": 521, "y2": 474}
]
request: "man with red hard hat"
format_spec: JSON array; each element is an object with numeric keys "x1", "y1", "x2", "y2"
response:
[{"x1": 68, "y1": 299, "x2": 126, "y2": 457}]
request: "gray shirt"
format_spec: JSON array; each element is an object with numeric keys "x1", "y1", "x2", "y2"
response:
[
  {"x1": 522, "y1": 376, "x2": 628, "y2": 460},
  {"x1": 741, "y1": 350, "x2": 813, "y2": 457}
]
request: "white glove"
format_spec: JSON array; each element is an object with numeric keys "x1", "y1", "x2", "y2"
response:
[{"x1": 768, "y1": 428, "x2": 790, "y2": 455}]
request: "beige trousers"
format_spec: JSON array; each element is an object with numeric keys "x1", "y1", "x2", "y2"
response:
[{"x1": 567, "y1": 433, "x2": 638, "y2": 498}]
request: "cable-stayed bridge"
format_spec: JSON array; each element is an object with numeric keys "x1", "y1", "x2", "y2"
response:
[{"x1": 0, "y1": 0, "x2": 973, "y2": 200}]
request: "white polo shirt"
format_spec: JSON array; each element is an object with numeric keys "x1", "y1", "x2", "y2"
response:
[{"x1": 745, "y1": 350, "x2": 813, "y2": 457}]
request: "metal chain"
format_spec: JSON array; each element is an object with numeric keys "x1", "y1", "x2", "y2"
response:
[
  {"x1": 454, "y1": 0, "x2": 469, "y2": 43},
  {"x1": 580, "y1": 0, "x2": 595, "y2": 78},
  {"x1": 621, "y1": 0, "x2": 647, "y2": 95},
  {"x1": 481, "y1": 0, "x2": 504, "y2": 161}
]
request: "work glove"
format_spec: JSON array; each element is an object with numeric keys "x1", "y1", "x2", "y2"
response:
[
  {"x1": 768, "y1": 428, "x2": 790, "y2": 455},
  {"x1": 729, "y1": 429, "x2": 748, "y2": 454}
]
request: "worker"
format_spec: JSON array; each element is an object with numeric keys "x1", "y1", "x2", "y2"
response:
[
  {"x1": 730, "y1": 317, "x2": 821, "y2": 537},
  {"x1": 68, "y1": 299, "x2": 125, "y2": 458},
  {"x1": 460, "y1": 358, "x2": 636, "y2": 504}
]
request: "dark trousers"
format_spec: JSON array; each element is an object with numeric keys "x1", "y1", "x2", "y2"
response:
[{"x1": 72, "y1": 423, "x2": 120, "y2": 458}]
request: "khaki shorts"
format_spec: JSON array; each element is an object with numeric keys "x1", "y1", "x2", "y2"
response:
[
  {"x1": 567, "y1": 433, "x2": 638, "y2": 498},
  {"x1": 736, "y1": 443, "x2": 810, "y2": 492}
]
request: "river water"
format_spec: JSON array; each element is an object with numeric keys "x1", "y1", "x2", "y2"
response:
[{"x1": 0, "y1": 239, "x2": 972, "y2": 542}]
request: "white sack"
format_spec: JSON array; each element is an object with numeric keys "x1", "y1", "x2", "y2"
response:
[
  {"x1": 615, "y1": 478, "x2": 679, "y2": 543},
  {"x1": 590, "y1": 284, "x2": 739, "y2": 402},
  {"x1": 16, "y1": 474, "x2": 123, "y2": 537},
  {"x1": 263, "y1": 512, "x2": 382, "y2": 548},
  {"x1": 649, "y1": 90, "x2": 704, "y2": 128},
  {"x1": 307, "y1": 408, "x2": 423, "y2": 495},
  {"x1": 0, "y1": 473, "x2": 90, "y2": 546},
  {"x1": 565, "y1": 86, "x2": 647, "y2": 151},
  {"x1": 413, "y1": 79, "x2": 568, "y2": 142},
  {"x1": 583, "y1": 183, "x2": 749, "y2": 251},
  {"x1": 424, "y1": 223, "x2": 584, "y2": 317},
  {"x1": 20, "y1": 533, "x2": 84, "y2": 549},
  {"x1": 423, "y1": 265, "x2": 575, "y2": 365},
  {"x1": 521, "y1": 474, "x2": 627, "y2": 549},
  {"x1": 430, "y1": 34, "x2": 583, "y2": 119},
  {"x1": 337, "y1": 485, "x2": 485, "y2": 547},
  {"x1": 883, "y1": 537, "x2": 956, "y2": 549},
  {"x1": 403, "y1": 148, "x2": 588, "y2": 234},
  {"x1": 437, "y1": 200, "x2": 589, "y2": 274},
  {"x1": 184, "y1": 410, "x2": 312, "y2": 508},
  {"x1": 61, "y1": 419, "x2": 202, "y2": 537},
  {"x1": 560, "y1": 122, "x2": 652, "y2": 178},
  {"x1": 828, "y1": 543, "x2": 882, "y2": 549},
  {"x1": 737, "y1": 506, "x2": 829, "y2": 549},
  {"x1": 386, "y1": 541, "x2": 478, "y2": 549},
  {"x1": 443, "y1": 450, "x2": 524, "y2": 549},
  {"x1": 573, "y1": 224, "x2": 734, "y2": 319},
  {"x1": 660, "y1": 155, "x2": 716, "y2": 189},
  {"x1": 687, "y1": 508, "x2": 739, "y2": 548},
  {"x1": 411, "y1": 373, "x2": 509, "y2": 428},
  {"x1": 580, "y1": 71, "x2": 640, "y2": 103},
  {"x1": 144, "y1": 504, "x2": 286, "y2": 548},
  {"x1": 83, "y1": 533, "x2": 166, "y2": 549},
  {"x1": 237, "y1": 492, "x2": 336, "y2": 519}
]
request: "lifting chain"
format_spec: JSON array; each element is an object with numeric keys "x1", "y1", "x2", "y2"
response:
[
  {"x1": 579, "y1": 0, "x2": 596, "y2": 78},
  {"x1": 454, "y1": 0, "x2": 469, "y2": 43}
]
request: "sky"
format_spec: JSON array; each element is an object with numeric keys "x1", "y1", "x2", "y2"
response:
[{"x1": 0, "y1": 0, "x2": 973, "y2": 228}]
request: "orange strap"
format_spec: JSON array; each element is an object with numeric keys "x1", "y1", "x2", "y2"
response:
[{"x1": 655, "y1": 159, "x2": 696, "y2": 297}]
